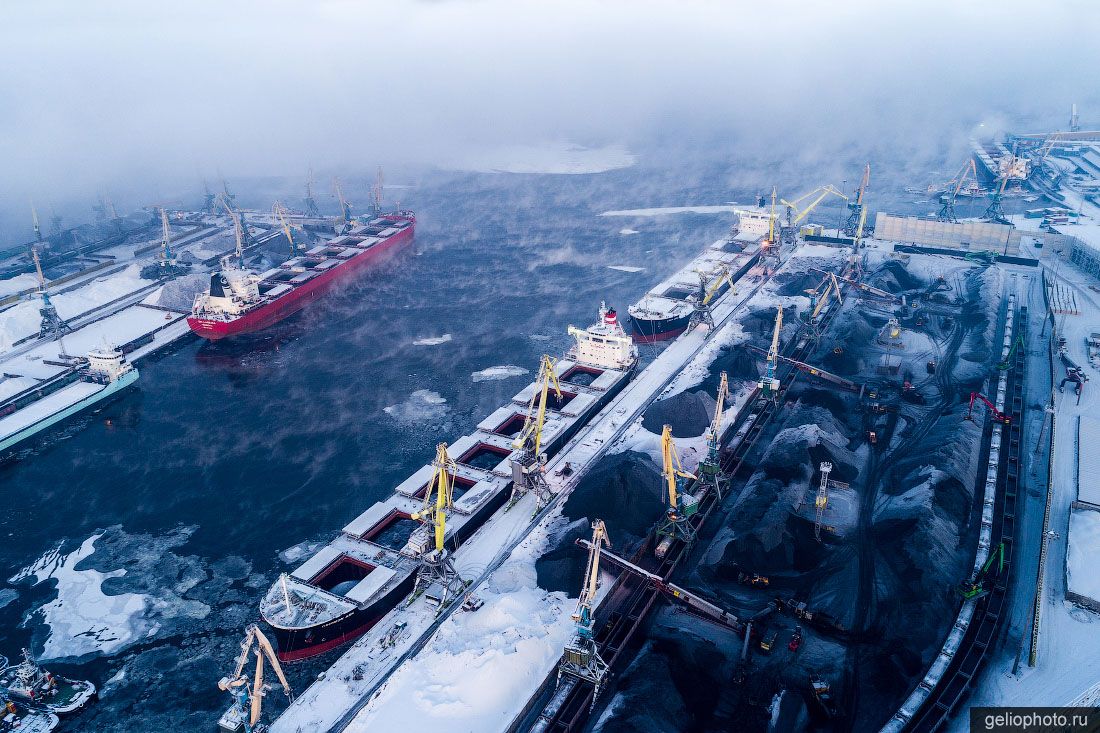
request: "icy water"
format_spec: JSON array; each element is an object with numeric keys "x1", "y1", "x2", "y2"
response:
[
  {"x1": 0, "y1": 168, "x2": 749, "y2": 730},
  {"x1": 0, "y1": 162, "x2": 1035, "y2": 730}
]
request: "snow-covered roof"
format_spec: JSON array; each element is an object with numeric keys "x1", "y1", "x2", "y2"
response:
[
  {"x1": 1068, "y1": 506, "x2": 1100, "y2": 607},
  {"x1": 1079, "y1": 417, "x2": 1100, "y2": 508}
]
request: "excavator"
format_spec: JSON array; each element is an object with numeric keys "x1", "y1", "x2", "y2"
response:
[
  {"x1": 558, "y1": 519, "x2": 612, "y2": 705},
  {"x1": 964, "y1": 392, "x2": 1010, "y2": 424},
  {"x1": 688, "y1": 267, "x2": 738, "y2": 330},
  {"x1": 696, "y1": 372, "x2": 730, "y2": 498},
  {"x1": 510, "y1": 354, "x2": 562, "y2": 509},
  {"x1": 958, "y1": 543, "x2": 1005, "y2": 600},
  {"x1": 217, "y1": 625, "x2": 292, "y2": 733},
  {"x1": 655, "y1": 424, "x2": 699, "y2": 558},
  {"x1": 411, "y1": 443, "x2": 467, "y2": 609},
  {"x1": 759, "y1": 307, "x2": 783, "y2": 397}
]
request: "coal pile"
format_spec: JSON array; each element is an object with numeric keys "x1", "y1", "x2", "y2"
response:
[
  {"x1": 642, "y1": 389, "x2": 716, "y2": 437},
  {"x1": 536, "y1": 451, "x2": 665, "y2": 593}
]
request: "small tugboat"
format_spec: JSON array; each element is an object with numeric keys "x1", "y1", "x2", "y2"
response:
[
  {"x1": 0, "y1": 650, "x2": 95, "y2": 715},
  {"x1": 0, "y1": 699, "x2": 59, "y2": 733}
]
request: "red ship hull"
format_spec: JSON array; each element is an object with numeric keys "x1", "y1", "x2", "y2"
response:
[{"x1": 187, "y1": 217, "x2": 414, "y2": 340}]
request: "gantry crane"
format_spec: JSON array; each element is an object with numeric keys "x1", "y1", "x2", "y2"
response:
[
  {"x1": 781, "y1": 185, "x2": 847, "y2": 228},
  {"x1": 272, "y1": 201, "x2": 301, "y2": 257},
  {"x1": 937, "y1": 159, "x2": 978, "y2": 223},
  {"x1": 333, "y1": 177, "x2": 352, "y2": 233},
  {"x1": 203, "y1": 180, "x2": 218, "y2": 214},
  {"x1": 805, "y1": 273, "x2": 843, "y2": 326},
  {"x1": 655, "y1": 424, "x2": 699, "y2": 557},
  {"x1": 958, "y1": 543, "x2": 1005, "y2": 600},
  {"x1": 221, "y1": 198, "x2": 247, "y2": 269},
  {"x1": 696, "y1": 372, "x2": 730, "y2": 498},
  {"x1": 811, "y1": 269, "x2": 899, "y2": 303},
  {"x1": 30, "y1": 246, "x2": 69, "y2": 340},
  {"x1": 761, "y1": 186, "x2": 780, "y2": 260},
  {"x1": 843, "y1": 164, "x2": 871, "y2": 237},
  {"x1": 411, "y1": 443, "x2": 466, "y2": 609},
  {"x1": 217, "y1": 624, "x2": 292, "y2": 733},
  {"x1": 814, "y1": 462, "x2": 832, "y2": 542},
  {"x1": 510, "y1": 354, "x2": 562, "y2": 509},
  {"x1": 303, "y1": 168, "x2": 321, "y2": 218},
  {"x1": 31, "y1": 204, "x2": 43, "y2": 242},
  {"x1": 964, "y1": 392, "x2": 1010, "y2": 424},
  {"x1": 688, "y1": 266, "x2": 738, "y2": 330},
  {"x1": 557, "y1": 519, "x2": 612, "y2": 704},
  {"x1": 157, "y1": 207, "x2": 180, "y2": 271},
  {"x1": 371, "y1": 166, "x2": 385, "y2": 216},
  {"x1": 759, "y1": 307, "x2": 783, "y2": 397}
]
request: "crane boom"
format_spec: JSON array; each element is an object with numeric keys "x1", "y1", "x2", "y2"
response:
[
  {"x1": 780, "y1": 185, "x2": 847, "y2": 226},
  {"x1": 709, "y1": 372, "x2": 729, "y2": 439},
  {"x1": 219, "y1": 624, "x2": 292, "y2": 732},
  {"x1": 574, "y1": 519, "x2": 611, "y2": 632},
  {"x1": 661, "y1": 424, "x2": 695, "y2": 511},
  {"x1": 273, "y1": 201, "x2": 299, "y2": 257},
  {"x1": 411, "y1": 443, "x2": 456, "y2": 552},
  {"x1": 513, "y1": 355, "x2": 562, "y2": 458}
]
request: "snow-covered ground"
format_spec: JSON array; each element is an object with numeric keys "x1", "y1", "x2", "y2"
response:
[
  {"x1": 0, "y1": 265, "x2": 154, "y2": 351},
  {"x1": 947, "y1": 251, "x2": 1100, "y2": 726},
  {"x1": 441, "y1": 142, "x2": 636, "y2": 175}
]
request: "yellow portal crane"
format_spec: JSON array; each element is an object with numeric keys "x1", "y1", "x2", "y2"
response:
[
  {"x1": 333, "y1": 177, "x2": 352, "y2": 230},
  {"x1": 273, "y1": 201, "x2": 300, "y2": 257},
  {"x1": 412, "y1": 442, "x2": 456, "y2": 553},
  {"x1": 689, "y1": 267, "x2": 738, "y2": 330},
  {"x1": 759, "y1": 306, "x2": 783, "y2": 396},
  {"x1": 557, "y1": 519, "x2": 612, "y2": 699},
  {"x1": 656, "y1": 424, "x2": 699, "y2": 556},
  {"x1": 217, "y1": 624, "x2": 292, "y2": 733},
  {"x1": 511, "y1": 355, "x2": 562, "y2": 508},
  {"x1": 412, "y1": 443, "x2": 466, "y2": 608},
  {"x1": 807, "y1": 273, "x2": 843, "y2": 324},
  {"x1": 762, "y1": 186, "x2": 780, "y2": 257},
  {"x1": 781, "y1": 185, "x2": 848, "y2": 227}
]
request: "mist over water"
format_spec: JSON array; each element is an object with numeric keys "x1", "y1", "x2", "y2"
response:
[
  {"x1": 2, "y1": 0, "x2": 1099, "y2": 239},
  {"x1": 0, "y1": 1, "x2": 1094, "y2": 729}
]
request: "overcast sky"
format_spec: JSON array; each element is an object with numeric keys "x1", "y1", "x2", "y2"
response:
[{"x1": 1, "y1": 0, "x2": 1099, "y2": 231}]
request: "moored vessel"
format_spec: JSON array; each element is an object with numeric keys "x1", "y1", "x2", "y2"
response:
[
  {"x1": 259, "y1": 303, "x2": 638, "y2": 661},
  {"x1": 188, "y1": 212, "x2": 414, "y2": 340},
  {"x1": 0, "y1": 345, "x2": 138, "y2": 456},
  {"x1": 0, "y1": 650, "x2": 95, "y2": 715},
  {"x1": 627, "y1": 209, "x2": 764, "y2": 342}
]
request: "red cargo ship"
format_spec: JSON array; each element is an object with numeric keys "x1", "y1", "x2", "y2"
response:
[{"x1": 187, "y1": 212, "x2": 414, "y2": 339}]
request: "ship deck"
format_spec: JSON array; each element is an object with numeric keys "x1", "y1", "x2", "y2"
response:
[
  {"x1": 629, "y1": 237, "x2": 760, "y2": 319},
  {"x1": 255, "y1": 217, "x2": 412, "y2": 297},
  {"x1": 263, "y1": 355, "x2": 631, "y2": 630},
  {"x1": 268, "y1": 256, "x2": 772, "y2": 733}
]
